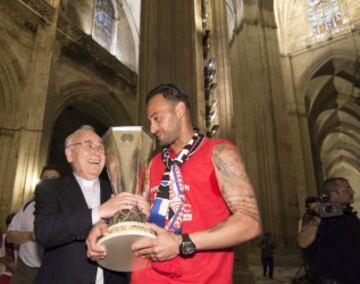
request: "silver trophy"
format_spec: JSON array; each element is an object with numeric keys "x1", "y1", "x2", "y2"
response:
[{"x1": 97, "y1": 126, "x2": 156, "y2": 272}]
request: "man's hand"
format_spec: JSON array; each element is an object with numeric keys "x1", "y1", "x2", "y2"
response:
[
  {"x1": 132, "y1": 223, "x2": 181, "y2": 262},
  {"x1": 98, "y1": 192, "x2": 149, "y2": 219},
  {"x1": 86, "y1": 221, "x2": 109, "y2": 261}
]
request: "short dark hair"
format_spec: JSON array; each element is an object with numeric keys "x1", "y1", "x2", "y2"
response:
[
  {"x1": 321, "y1": 177, "x2": 348, "y2": 196},
  {"x1": 305, "y1": 196, "x2": 320, "y2": 208},
  {"x1": 40, "y1": 165, "x2": 62, "y2": 178},
  {"x1": 146, "y1": 83, "x2": 191, "y2": 109}
]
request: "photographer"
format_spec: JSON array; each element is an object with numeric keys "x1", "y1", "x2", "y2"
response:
[
  {"x1": 298, "y1": 196, "x2": 321, "y2": 233},
  {"x1": 297, "y1": 196, "x2": 320, "y2": 282},
  {"x1": 297, "y1": 177, "x2": 360, "y2": 284}
]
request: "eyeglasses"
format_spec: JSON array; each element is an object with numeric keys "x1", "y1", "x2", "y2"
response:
[{"x1": 69, "y1": 141, "x2": 105, "y2": 153}]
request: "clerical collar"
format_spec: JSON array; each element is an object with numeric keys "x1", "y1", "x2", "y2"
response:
[{"x1": 73, "y1": 173, "x2": 98, "y2": 188}]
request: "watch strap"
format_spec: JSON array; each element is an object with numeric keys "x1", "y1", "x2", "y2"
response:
[
  {"x1": 182, "y1": 233, "x2": 191, "y2": 243},
  {"x1": 179, "y1": 233, "x2": 196, "y2": 257}
]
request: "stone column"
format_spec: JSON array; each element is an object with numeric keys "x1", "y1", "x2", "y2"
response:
[
  {"x1": 229, "y1": 1, "x2": 303, "y2": 247},
  {"x1": 207, "y1": 0, "x2": 234, "y2": 140},
  {"x1": 136, "y1": 0, "x2": 205, "y2": 129},
  {"x1": 9, "y1": 0, "x2": 61, "y2": 211}
]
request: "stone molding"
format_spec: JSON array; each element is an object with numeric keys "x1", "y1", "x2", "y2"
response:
[
  {"x1": 0, "y1": 1, "x2": 39, "y2": 33},
  {"x1": 58, "y1": 15, "x2": 137, "y2": 87},
  {"x1": 20, "y1": 0, "x2": 55, "y2": 21}
]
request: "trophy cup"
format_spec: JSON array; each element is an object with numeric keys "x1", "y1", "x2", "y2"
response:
[{"x1": 97, "y1": 126, "x2": 156, "y2": 272}]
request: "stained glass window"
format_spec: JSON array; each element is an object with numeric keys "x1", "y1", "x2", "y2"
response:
[
  {"x1": 308, "y1": 0, "x2": 342, "y2": 36},
  {"x1": 93, "y1": 0, "x2": 115, "y2": 51}
]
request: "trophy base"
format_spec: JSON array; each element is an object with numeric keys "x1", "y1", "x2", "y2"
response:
[{"x1": 97, "y1": 222, "x2": 156, "y2": 272}]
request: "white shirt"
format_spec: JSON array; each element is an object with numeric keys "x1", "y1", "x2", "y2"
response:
[
  {"x1": 8, "y1": 201, "x2": 42, "y2": 267},
  {"x1": 0, "y1": 233, "x2": 18, "y2": 276},
  {"x1": 73, "y1": 174, "x2": 103, "y2": 284}
]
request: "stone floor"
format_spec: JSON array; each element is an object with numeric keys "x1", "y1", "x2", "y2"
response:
[
  {"x1": 0, "y1": 264, "x2": 308, "y2": 284},
  {"x1": 1, "y1": 249, "x2": 308, "y2": 283},
  {"x1": 250, "y1": 265, "x2": 305, "y2": 284},
  {"x1": 233, "y1": 266, "x2": 303, "y2": 284},
  {"x1": 233, "y1": 247, "x2": 307, "y2": 284}
]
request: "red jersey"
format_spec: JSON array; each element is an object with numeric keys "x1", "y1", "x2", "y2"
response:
[{"x1": 132, "y1": 138, "x2": 234, "y2": 284}]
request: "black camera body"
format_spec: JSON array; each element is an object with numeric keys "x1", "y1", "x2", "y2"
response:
[{"x1": 318, "y1": 202, "x2": 344, "y2": 218}]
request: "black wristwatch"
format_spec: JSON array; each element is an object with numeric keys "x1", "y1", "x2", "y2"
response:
[{"x1": 179, "y1": 234, "x2": 196, "y2": 257}]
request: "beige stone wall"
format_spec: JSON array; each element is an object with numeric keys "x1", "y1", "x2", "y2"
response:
[{"x1": 345, "y1": 0, "x2": 360, "y2": 21}]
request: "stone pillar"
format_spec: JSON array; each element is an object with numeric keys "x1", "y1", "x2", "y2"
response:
[
  {"x1": 206, "y1": 0, "x2": 234, "y2": 140},
  {"x1": 136, "y1": 0, "x2": 205, "y2": 129},
  {"x1": 9, "y1": 0, "x2": 61, "y2": 211},
  {"x1": 229, "y1": 1, "x2": 303, "y2": 247},
  {"x1": 279, "y1": 55, "x2": 318, "y2": 215}
]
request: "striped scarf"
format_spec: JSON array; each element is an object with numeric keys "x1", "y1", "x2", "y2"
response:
[{"x1": 149, "y1": 129, "x2": 204, "y2": 234}]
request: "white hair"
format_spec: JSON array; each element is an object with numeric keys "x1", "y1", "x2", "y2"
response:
[{"x1": 64, "y1": 125, "x2": 96, "y2": 148}]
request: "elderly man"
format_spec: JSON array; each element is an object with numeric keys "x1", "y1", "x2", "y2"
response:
[
  {"x1": 7, "y1": 165, "x2": 61, "y2": 284},
  {"x1": 297, "y1": 177, "x2": 360, "y2": 283},
  {"x1": 34, "y1": 125, "x2": 146, "y2": 284},
  {"x1": 87, "y1": 84, "x2": 262, "y2": 283}
]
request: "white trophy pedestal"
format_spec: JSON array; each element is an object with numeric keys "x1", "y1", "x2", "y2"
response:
[{"x1": 97, "y1": 222, "x2": 156, "y2": 272}]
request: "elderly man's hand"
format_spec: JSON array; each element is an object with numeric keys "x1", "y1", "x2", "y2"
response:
[
  {"x1": 99, "y1": 192, "x2": 147, "y2": 219},
  {"x1": 86, "y1": 221, "x2": 108, "y2": 261}
]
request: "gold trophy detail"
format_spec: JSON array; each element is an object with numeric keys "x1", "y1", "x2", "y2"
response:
[{"x1": 97, "y1": 126, "x2": 156, "y2": 272}]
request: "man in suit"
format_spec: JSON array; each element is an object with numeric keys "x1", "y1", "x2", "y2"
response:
[{"x1": 34, "y1": 125, "x2": 146, "y2": 284}]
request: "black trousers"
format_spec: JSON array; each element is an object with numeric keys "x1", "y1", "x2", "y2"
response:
[{"x1": 261, "y1": 256, "x2": 274, "y2": 278}]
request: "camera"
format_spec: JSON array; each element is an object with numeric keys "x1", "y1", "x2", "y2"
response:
[{"x1": 318, "y1": 202, "x2": 344, "y2": 218}]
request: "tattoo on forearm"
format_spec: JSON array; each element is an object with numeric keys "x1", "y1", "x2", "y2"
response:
[{"x1": 212, "y1": 144, "x2": 260, "y2": 222}]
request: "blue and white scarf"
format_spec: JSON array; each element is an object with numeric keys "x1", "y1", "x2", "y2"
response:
[{"x1": 149, "y1": 129, "x2": 204, "y2": 234}]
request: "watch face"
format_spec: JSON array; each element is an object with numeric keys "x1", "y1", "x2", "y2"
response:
[{"x1": 182, "y1": 242, "x2": 196, "y2": 256}]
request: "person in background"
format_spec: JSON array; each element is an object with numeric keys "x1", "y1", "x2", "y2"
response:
[
  {"x1": 259, "y1": 232, "x2": 276, "y2": 279},
  {"x1": 297, "y1": 177, "x2": 360, "y2": 283},
  {"x1": 296, "y1": 195, "x2": 320, "y2": 282},
  {"x1": 0, "y1": 213, "x2": 17, "y2": 284},
  {"x1": 7, "y1": 165, "x2": 61, "y2": 284}
]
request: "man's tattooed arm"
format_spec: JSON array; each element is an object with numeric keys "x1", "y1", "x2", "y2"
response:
[
  {"x1": 212, "y1": 144, "x2": 260, "y2": 222},
  {"x1": 190, "y1": 143, "x2": 261, "y2": 250}
]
